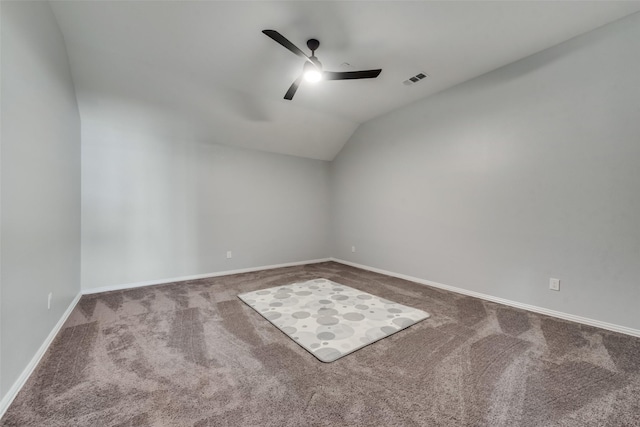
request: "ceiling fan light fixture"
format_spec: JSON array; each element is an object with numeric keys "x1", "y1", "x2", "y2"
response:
[
  {"x1": 304, "y1": 68, "x2": 322, "y2": 83},
  {"x1": 303, "y1": 60, "x2": 322, "y2": 83}
]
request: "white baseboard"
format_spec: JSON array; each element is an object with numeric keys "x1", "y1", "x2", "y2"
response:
[
  {"x1": 0, "y1": 292, "x2": 82, "y2": 419},
  {"x1": 82, "y1": 258, "x2": 332, "y2": 295},
  {"x1": 331, "y1": 258, "x2": 640, "y2": 338}
]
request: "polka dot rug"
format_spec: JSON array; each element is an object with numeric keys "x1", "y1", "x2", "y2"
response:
[{"x1": 238, "y1": 278, "x2": 430, "y2": 362}]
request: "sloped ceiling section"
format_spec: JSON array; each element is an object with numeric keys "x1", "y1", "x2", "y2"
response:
[{"x1": 51, "y1": 1, "x2": 640, "y2": 161}]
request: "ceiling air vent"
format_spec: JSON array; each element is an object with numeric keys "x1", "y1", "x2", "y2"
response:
[{"x1": 403, "y1": 72, "x2": 428, "y2": 86}]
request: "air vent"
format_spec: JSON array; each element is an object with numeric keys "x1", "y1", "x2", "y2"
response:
[{"x1": 403, "y1": 72, "x2": 429, "y2": 86}]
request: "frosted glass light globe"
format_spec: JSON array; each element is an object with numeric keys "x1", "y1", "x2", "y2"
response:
[{"x1": 304, "y1": 69, "x2": 322, "y2": 83}]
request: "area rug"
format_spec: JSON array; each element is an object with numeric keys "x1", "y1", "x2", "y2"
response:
[{"x1": 238, "y1": 278, "x2": 430, "y2": 362}]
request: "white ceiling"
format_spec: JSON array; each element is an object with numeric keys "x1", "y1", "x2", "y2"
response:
[{"x1": 51, "y1": 1, "x2": 640, "y2": 161}]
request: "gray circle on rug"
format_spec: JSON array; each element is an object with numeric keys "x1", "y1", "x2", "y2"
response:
[
  {"x1": 355, "y1": 304, "x2": 369, "y2": 310},
  {"x1": 318, "y1": 323, "x2": 354, "y2": 340},
  {"x1": 317, "y1": 316, "x2": 339, "y2": 326},
  {"x1": 343, "y1": 312, "x2": 365, "y2": 321},
  {"x1": 365, "y1": 327, "x2": 386, "y2": 340},
  {"x1": 317, "y1": 331, "x2": 336, "y2": 340},
  {"x1": 310, "y1": 343, "x2": 320, "y2": 349},
  {"x1": 282, "y1": 326, "x2": 297, "y2": 335},
  {"x1": 292, "y1": 311, "x2": 310, "y2": 319},
  {"x1": 357, "y1": 294, "x2": 372, "y2": 300},
  {"x1": 274, "y1": 293, "x2": 291, "y2": 299},
  {"x1": 319, "y1": 299, "x2": 332, "y2": 304},
  {"x1": 331, "y1": 295, "x2": 349, "y2": 301},
  {"x1": 264, "y1": 312, "x2": 282, "y2": 320},
  {"x1": 381, "y1": 326, "x2": 397, "y2": 334},
  {"x1": 388, "y1": 308, "x2": 402, "y2": 313},
  {"x1": 256, "y1": 290, "x2": 271, "y2": 295},
  {"x1": 269, "y1": 302, "x2": 282, "y2": 307},
  {"x1": 314, "y1": 347, "x2": 342, "y2": 362},
  {"x1": 393, "y1": 317, "x2": 414, "y2": 327}
]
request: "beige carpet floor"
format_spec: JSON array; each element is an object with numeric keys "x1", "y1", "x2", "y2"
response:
[{"x1": 2, "y1": 261, "x2": 639, "y2": 426}]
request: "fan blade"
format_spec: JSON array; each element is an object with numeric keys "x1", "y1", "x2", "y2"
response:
[
  {"x1": 263, "y1": 30, "x2": 312, "y2": 63},
  {"x1": 323, "y1": 69, "x2": 382, "y2": 80},
  {"x1": 284, "y1": 76, "x2": 303, "y2": 100}
]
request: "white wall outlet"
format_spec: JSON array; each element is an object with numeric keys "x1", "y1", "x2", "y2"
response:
[
  {"x1": 47, "y1": 292, "x2": 53, "y2": 309},
  {"x1": 226, "y1": 250, "x2": 232, "y2": 259},
  {"x1": 549, "y1": 278, "x2": 560, "y2": 291},
  {"x1": 351, "y1": 246, "x2": 356, "y2": 253}
]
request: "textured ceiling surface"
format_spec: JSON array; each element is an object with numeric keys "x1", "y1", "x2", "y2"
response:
[{"x1": 51, "y1": 1, "x2": 640, "y2": 160}]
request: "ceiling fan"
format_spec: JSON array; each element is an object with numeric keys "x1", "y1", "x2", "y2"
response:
[{"x1": 262, "y1": 29, "x2": 382, "y2": 100}]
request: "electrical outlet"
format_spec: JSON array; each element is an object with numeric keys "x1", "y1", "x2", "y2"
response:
[
  {"x1": 549, "y1": 278, "x2": 560, "y2": 291},
  {"x1": 351, "y1": 246, "x2": 356, "y2": 253},
  {"x1": 48, "y1": 292, "x2": 53, "y2": 309},
  {"x1": 226, "y1": 251, "x2": 232, "y2": 259}
]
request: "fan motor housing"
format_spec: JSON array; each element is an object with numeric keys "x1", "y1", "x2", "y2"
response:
[{"x1": 306, "y1": 57, "x2": 322, "y2": 70}]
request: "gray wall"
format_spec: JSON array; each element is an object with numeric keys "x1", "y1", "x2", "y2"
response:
[
  {"x1": 1, "y1": 1, "x2": 81, "y2": 397},
  {"x1": 81, "y1": 113, "x2": 331, "y2": 291},
  {"x1": 331, "y1": 13, "x2": 640, "y2": 330}
]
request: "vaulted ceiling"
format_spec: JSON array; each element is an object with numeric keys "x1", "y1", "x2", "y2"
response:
[{"x1": 51, "y1": 1, "x2": 640, "y2": 160}]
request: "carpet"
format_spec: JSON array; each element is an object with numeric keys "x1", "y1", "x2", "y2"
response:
[
  {"x1": 238, "y1": 278, "x2": 429, "y2": 362},
  {"x1": 2, "y1": 261, "x2": 639, "y2": 426}
]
